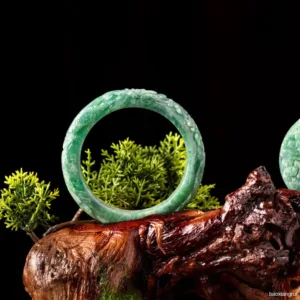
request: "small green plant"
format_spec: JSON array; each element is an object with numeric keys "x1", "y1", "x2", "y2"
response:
[
  {"x1": 82, "y1": 132, "x2": 221, "y2": 211},
  {"x1": 0, "y1": 133, "x2": 219, "y2": 245},
  {"x1": 186, "y1": 184, "x2": 220, "y2": 210},
  {"x1": 0, "y1": 169, "x2": 59, "y2": 241}
]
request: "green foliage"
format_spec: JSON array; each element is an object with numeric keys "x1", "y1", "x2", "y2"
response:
[
  {"x1": 0, "y1": 169, "x2": 59, "y2": 232},
  {"x1": 100, "y1": 289, "x2": 142, "y2": 300},
  {"x1": 82, "y1": 132, "x2": 221, "y2": 211},
  {"x1": 186, "y1": 184, "x2": 220, "y2": 210},
  {"x1": 98, "y1": 271, "x2": 142, "y2": 300}
]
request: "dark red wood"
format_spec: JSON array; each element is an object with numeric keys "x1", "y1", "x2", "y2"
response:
[{"x1": 23, "y1": 167, "x2": 300, "y2": 299}]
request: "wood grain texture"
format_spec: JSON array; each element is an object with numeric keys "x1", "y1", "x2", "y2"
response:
[{"x1": 23, "y1": 167, "x2": 300, "y2": 299}]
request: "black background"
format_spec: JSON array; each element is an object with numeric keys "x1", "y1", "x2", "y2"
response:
[{"x1": 1, "y1": 1, "x2": 299, "y2": 299}]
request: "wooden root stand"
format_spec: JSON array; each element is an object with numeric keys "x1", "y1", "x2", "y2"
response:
[{"x1": 22, "y1": 167, "x2": 300, "y2": 300}]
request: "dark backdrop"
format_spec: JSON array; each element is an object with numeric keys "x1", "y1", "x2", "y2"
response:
[{"x1": 1, "y1": 1, "x2": 299, "y2": 299}]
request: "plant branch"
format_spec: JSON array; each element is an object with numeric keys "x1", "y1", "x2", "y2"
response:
[
  {"x1": 72, "y1": 208, "x2": 83, "y2": 221},
  {"x1": 27, "y1": 231, "x2": 39, "y2": 243},
  {"x1": 43, "y1": 220, "x2": 101, "y2": 237}
]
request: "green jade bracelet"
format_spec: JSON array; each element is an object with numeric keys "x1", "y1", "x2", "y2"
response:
[
  {"x1": 62, "y1": 89, "x2": 299, "y2": 224},
  {"x1": 279, "y1": 119, "x2": 300, "y2": 191},
  {"x1": 62, "y1": 89, "x2": 205, "y2": 223}
]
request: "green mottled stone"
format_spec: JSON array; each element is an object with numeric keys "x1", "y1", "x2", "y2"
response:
[
  {"x1": 279, "y1": 119, "x2": 300, "y2": 191},
  {"x1": 62, "y1": 89, "x2": 205, "y2": 223}
]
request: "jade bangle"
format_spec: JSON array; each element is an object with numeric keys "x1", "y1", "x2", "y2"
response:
[
  {"x1": 62, "y1": 89, "x2": 205, "y2": 223},
  {"x1": 279, "y1": 119, "x2": 300, "y2": 191}
]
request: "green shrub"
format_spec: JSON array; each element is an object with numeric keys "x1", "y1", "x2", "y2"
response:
[
  {"x1": 82, "y1": 132, "x2": 220, "y2": 211},
  {"x1": 0, "y1": 169, "x2": 58, "y2": 234}
]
